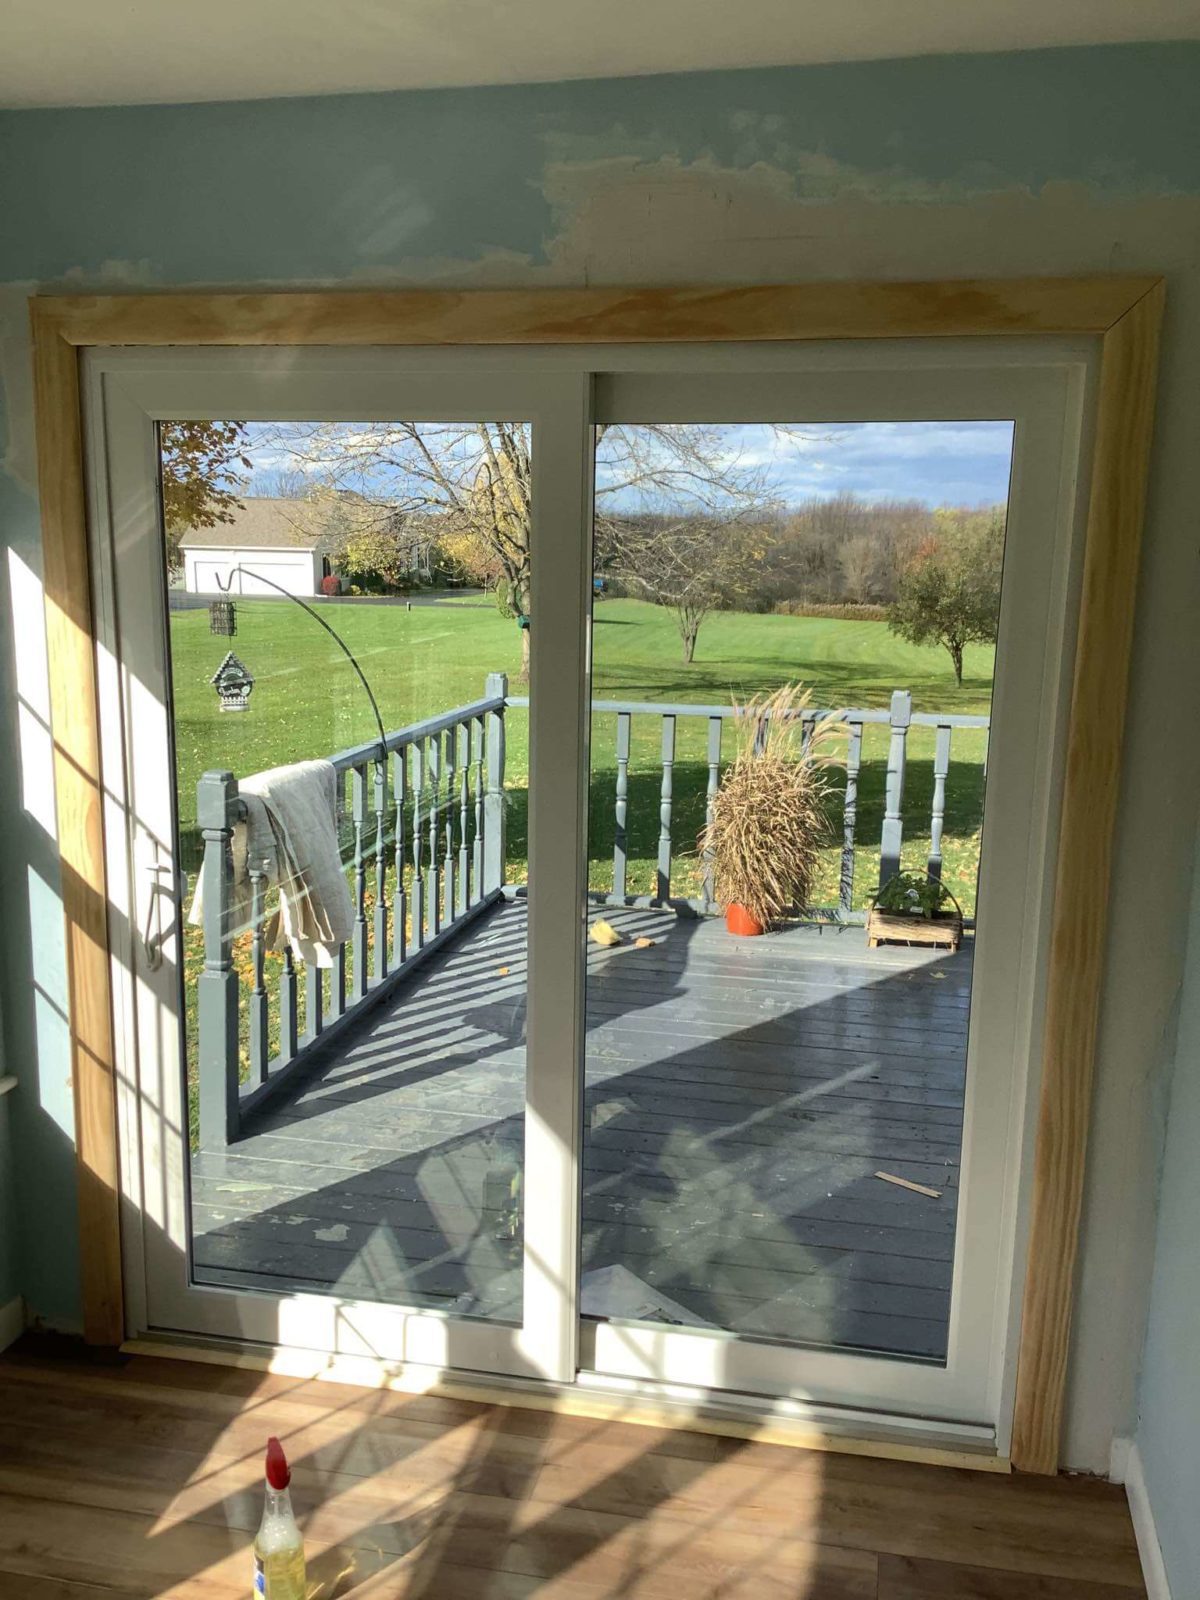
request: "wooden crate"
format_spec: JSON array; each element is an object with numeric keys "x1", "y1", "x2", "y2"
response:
[{"x1": 867, "y1": 907, "x2": 963, "y2": 951}]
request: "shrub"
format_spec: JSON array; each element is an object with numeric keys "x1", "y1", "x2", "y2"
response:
[
  {"x1": 700, "y1": 684, "x2": 846, "y2": 927},
  {"x1": 319, "y1": 573, "x2": 341, "y2": 597}
]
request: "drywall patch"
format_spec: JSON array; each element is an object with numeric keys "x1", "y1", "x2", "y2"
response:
[{"x1": 536, "y1": 157, "x2": 1200, "y2": 285}]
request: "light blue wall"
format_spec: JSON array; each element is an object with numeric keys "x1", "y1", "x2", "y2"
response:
[
  {"x1": 1137, "y1": 830, "x2": 1200, "y2": 1597},
  {"x1": 1, "y1": 45, "x2": 1199, "y2": 1484},
  {"x1": 1, "y1": 44, "x2": 1199, "y2": 286}
]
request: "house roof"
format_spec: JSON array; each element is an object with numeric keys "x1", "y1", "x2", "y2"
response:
[{"x1": 180, "y1": 497, "x2": 325, "y2": 551}]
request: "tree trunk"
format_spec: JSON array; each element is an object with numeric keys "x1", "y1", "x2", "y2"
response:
[
  {"x1": 515, "y1": 578, "x2": 531, "y2": 681},
  {"x1": 949, "y1": 641, "x2": 964, "y2": 686},
  {"x1": 682, "y1": 626, "x2": 697, "y2": 664}
]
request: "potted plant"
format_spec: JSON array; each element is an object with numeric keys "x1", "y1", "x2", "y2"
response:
[
  {"x1": 700, "y1": 684, "x2": 845, "y2": 936},
  {"x1": 867, "y1": 871, "x2": 964, "y2": 951}
]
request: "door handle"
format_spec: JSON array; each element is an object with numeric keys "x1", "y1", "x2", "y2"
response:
[{"x1": 136, "y1": 833, "x2": 177, "y2": 972}]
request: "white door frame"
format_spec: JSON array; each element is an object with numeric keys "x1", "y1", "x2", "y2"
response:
[
  {"x1": 83, "y1": 337, "x2": 1094, "y2": 1448},
  {"x1": 582, "y1": 356, "x2": 1092, "y2": 1444},
  {"x1": 85, "y1": 357, "x2": 595, "y2": 1383}
]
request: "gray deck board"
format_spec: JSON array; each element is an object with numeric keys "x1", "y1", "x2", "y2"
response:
[{"x1": 192, "y1": 900, "x2": 972, "y2": 1362}]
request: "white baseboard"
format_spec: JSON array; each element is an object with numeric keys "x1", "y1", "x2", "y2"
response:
[
  {"x1": 1112, "y1": 1437, "x2": 1173, "y2": 1600},
  {"x1": 0, "y1": 1295, "x2": 24, "y2": 1355}
]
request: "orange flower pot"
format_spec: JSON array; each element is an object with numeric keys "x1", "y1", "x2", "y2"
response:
[{"x1": 725, "y1": 903, "x2": 764, "y2": 937}]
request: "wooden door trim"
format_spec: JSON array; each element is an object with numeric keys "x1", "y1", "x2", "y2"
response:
[{"x1": 29, "y1": 275, "x2": 1165, "y2": 1471}]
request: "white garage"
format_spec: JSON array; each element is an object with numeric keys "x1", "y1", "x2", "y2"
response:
[{"x1": 180, "y1": 497, "x2": 332, "y2": 597}]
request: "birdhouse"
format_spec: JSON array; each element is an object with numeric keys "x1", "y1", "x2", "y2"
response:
[{"x1": 211, "y1": 652, "x2": 255, "y2": 712}]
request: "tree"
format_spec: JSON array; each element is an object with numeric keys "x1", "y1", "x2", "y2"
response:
[
  {"x1": 306, "y1": 490, "x2": 435, "y2": 592},
  {"x1": 436, "y1": 523, "x2": 505, "y2": 589},
  {"x1": 601, "y1": 512, "x2": 766, "y2": 662},
  {"x1": 273, "y1": 420, "x2": 783, "y2": 679},
  {"x1": 887, "y1": 509, "x2": 1005, "y2": 685},
  {"x1": 838, "y1": 533, "x2": 881, "y2": 603},
  {"x1": 159, "y1": 421, "x2": 252, "y2": 574}
]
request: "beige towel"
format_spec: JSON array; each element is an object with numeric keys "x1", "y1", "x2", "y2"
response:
[{"x1": 190, "y1": 758, "x2": 355, "y2": 968}]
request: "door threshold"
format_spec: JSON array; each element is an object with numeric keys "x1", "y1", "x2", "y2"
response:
[{"x1": 122, "y1": 1331, "x2": 1008, "y2": 1473}]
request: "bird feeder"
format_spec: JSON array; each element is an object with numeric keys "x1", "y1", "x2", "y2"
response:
[{"x1": 211, "y1": 651, "x2": 255, "y2": 712}]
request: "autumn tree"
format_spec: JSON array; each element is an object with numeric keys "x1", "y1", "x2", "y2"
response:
[
  {"x1": 159, "y1": 421, "x2": 252, "y2": 574},
  {"x1": 601, "y1": 512, "x2": 766, "y2": 662},
  {"x1": 272, "y1": 420, "x2": 779, "y2": 678},
  {"x1": 887, "y1": 508, "x2": 1006, "y2": 685}
]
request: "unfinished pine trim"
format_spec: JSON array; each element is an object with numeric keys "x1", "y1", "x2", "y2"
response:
[
  {"x1": 29, "y1": 276, "x2": 1165, "y2": 1474},
  {"x1": 29, "y1": 303, "x2": 124, "y2": 1347},
  {"x1": 36, "y1": 277, "x2": 1157, "y2": 349},
  {"x1": 1009, "y1": 280, "x2": 1166, "y2": 1473}
]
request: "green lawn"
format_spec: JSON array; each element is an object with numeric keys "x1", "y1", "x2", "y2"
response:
[
  {"x1": 171, "y1": 594, "x2": 993, "y2": 908},
  {"x1": 173, "y1": 595, "x2": 993, "y2": 1143}
]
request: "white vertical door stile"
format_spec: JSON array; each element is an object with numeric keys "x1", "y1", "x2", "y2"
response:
[{"x1": 522, "y1": 373, "x2": 595, "y2": 1381}]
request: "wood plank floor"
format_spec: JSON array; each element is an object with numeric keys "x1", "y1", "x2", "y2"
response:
[
  {"x1": 192, "y1": 902, "x2": 972, "y2": 1361},
  {"x1": 0, "y1": 1341, "x2": 1146, "y2": 1598}
]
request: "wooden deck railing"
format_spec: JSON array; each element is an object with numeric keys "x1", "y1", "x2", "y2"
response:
[
  {"x1": 194, "y1": 679, "x2": 987, "y2": 1147},
  {"x1": 511, "y1": 687, "x2": 989, "y2": 917},
  {"x1": 195, "y1": 673, "x2": 508, "y2": 1147}
]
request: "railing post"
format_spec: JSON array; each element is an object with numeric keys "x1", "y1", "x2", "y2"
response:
[
  {"x1": 304, "y1": 958, "x2": 324, "y2": 1045},
  {"x1": 840, "y1": 720, "x2": 863, "y2": 919},
  {"x1": 472, "y1": 717, "x2": 485, "y2": 906},
  {"x1": 248, "y1": 868, "x2": 268, "y2": 1085},
  {"x1": 484, "y1": 672, "x2": 507, "y2": 894},
  {"x1": 196, "y1": 770, "x2": 240, "y2": 1149},
  {"x1": 410, "y1": 740, "x2": 425, "y2": 951},
  {"x1": 442, "y1": 728, "x2": 456, "y2": 923},
  {"x1": 392, "y1": 746, "x2": 407, "y2": 967},
  {"x1": 373, "y1": 755, "x2": 388, "y2": 982},
  {"x1": 702, "y1": 715, "x2": 722, "y2": 910},
  {"x1": 613, "y1": 710, "x2": 631, "y2": 900},
  {"x1": 280, "y1": 947, "x2": 298, "y2": 1061},
  {"x1": 879, "y1": 690, "x2": 912, "y2": 890},
  {"x1": 427, "y1": 734, "x2": 442, "y2": 934},
  {"x1": 457, "y1": 722, "x2": 471, "y2": 914},
  {"x1": 657, "y1": 714, "x2": 676, "y2": 902},
  {"x1": 928, "y1": 723, "x2": 953, "y2": 883},
  {"x1": 351, "y1": 764, "x2": 369, "y2": 997}
]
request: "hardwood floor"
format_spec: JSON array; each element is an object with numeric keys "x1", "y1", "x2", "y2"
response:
[
  {"x1": 0, "y1": 1340, "x2": 1145, "y2": 1597},
  {"x1": 192, "y1": 902, "x2": 970, "y2": 1361}
]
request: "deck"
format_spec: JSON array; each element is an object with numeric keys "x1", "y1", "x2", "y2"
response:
[{"x1": 192, "y1": 902, "x2": 971, "y2": 1362}]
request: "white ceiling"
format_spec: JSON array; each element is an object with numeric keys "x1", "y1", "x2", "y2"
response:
[{"x1": 4, "y1": 0, "x2": 1200, "y2": 110}]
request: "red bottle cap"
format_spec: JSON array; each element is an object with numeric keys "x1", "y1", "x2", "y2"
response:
[{"x1": 265, "y1": 1436, "x2": 291, "y2": 1489}]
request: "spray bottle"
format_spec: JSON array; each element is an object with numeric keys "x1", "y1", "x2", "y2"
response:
[{"x1": 253, "y1": 1437, "x2": 306, "y2": 1600}]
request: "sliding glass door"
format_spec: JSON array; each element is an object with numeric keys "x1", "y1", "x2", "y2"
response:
[
  {"x1": 89, "y1": 355, "x2": 588, "y2": 1380},
  {"x1": 578, "y1": 360, "x2": 1083, "y2": 1428},
  {"x1": 88, "y1": 341, "x2": 1086, "y2": 1437}
]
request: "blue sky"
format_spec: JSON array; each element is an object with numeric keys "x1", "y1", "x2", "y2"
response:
[
  {"x1": 245, "y1": 419, "x2": 1014, "y2": 510},
  {"x1": 709, "y1": 421, "x2": 1015, "y2": 507}
]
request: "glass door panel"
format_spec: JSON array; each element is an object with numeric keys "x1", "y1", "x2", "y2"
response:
[
  {"x1": 90, "y1": 355, "x2": 576, "y2": 1378},
  {"x1": 580, "y1": 362, "x2": 1081, "y2": 1423},
  {"x1": 164, "y1": 420, "x2": 531, "y2": 1322}
]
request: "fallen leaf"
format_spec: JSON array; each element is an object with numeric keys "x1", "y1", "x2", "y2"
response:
[
  {"x1": 497, "y1": 966, "x2": 510, "y2": 976},
  {"x1": 634, "y1": 936, "x2": 654, "y2": 949}
]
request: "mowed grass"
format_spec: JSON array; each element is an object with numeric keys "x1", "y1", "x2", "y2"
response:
[
  {"x1": 173, "y1": 596, "x2": 993, "y2": 1142},
  {"x1": 170, "y1": 595, "x2": 994, "y2": 913}
]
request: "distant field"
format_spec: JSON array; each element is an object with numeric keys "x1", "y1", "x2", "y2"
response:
[{"x1": 170, "y1": 595, "x2": 994, "y2": 912}]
